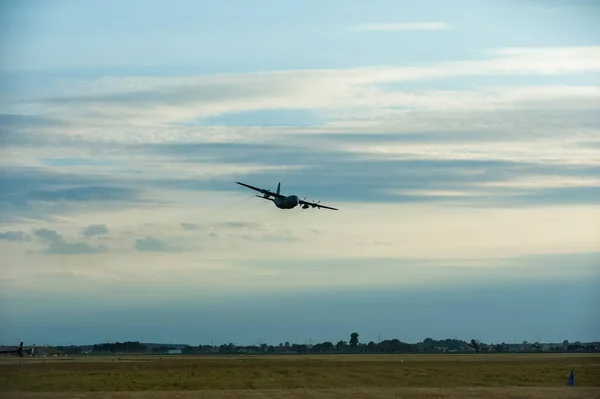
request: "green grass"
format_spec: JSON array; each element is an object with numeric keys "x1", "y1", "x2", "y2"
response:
[{"x1": 1, "y1": 353, "x2": 599, "y2": 392}]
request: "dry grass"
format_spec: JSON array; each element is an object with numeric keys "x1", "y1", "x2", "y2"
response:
[
  {"x1": 1, "y1": 353, "x2": 599, "y2": 398},
  {"x1": 3, "y1": 387, "x2": 600, "y2": 399}
]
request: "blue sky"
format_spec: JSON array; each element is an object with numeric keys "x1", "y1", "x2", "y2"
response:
[{"x1": 0, "y1": 0, "x2": 599, "y2": 346}]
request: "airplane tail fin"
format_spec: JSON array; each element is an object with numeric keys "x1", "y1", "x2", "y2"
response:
[{"x1": 276, "y1": 182, "x2": 281, "y2": 195}]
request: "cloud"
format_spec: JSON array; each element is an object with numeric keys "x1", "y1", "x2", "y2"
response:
[
  {"x1": 82, "y1": 224, "x2": 109, "y2": 236},
  {"x1": 0, "y1": 167, "x2": 147, "y2": 222},
  {"x1": 579, "y1": 141, "x2": 600, "y2": 149},
  {"x1": 1, "y1": 48, "x2": 598, "y2": 220},
  {"x1": 0, "y1": 230, "x2": 29, "y2": 242},
  {"x1": 180, "y1": 222, "x2": 201, "y2": 231},
  {"x1": 261, "y1": 232, "x2": 296, "y2": 242},
  {"x1": 42, "y1": 241, "x2": 108, "y2": 255},
  {"x1": 231, "y1": 252, "x2": 600, "y2": 289},
  {"x1": 29, "y1": 186, "x2": 136, "y2": 202},
  {"x1": 134, "y1": 237, "x2": 179, "y2": 252},
  {"x1": 180, "y1": 220, "x2": 293, "y2": 243},
  {"x1": 352, "y1": 22, "x2": 452, "y2": 31},
  {"x1": 192, "y1": 108, "x2": 327, "y2": 127},
  {"x1": 181, "y1": 221, "x2": 263, "y2": 231},
  {"x1": 2, "y1": 132, "x2": 598, "y2": 230},
  {"x1": 0, "y1": 114, "x2": 63, "y2": 127},
  {"x1": 0, "y1": 45, "x2": 598, "y2": 230},
  {"x1": 11, "y1": 46, "x2": 599, "y2": 137},
  {"x1": 32, "y1": 228, "x2": 107, "y2": 255},
  {"x1": 33, "y1": 228, "x2": 62, "y2": 242},
  {"x1": 179, "y1": 221, "x2": 298, "y2": 246},
  {"x1": 213, "y1": 221, "x2": 263, "y2": 229},
  {"x1": 224, "y1": 230, "x2": 296, "y2": 243}
]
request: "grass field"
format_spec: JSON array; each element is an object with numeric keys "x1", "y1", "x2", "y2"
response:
[{"x1": 1, "y1": 353, "x2": 599, "y2": 398}]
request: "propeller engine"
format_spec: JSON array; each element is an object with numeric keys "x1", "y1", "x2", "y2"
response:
[
  {"x1": 301, "y1": 197, "x2": 309, "y2": 209},
  {"x1": 301, "y1": 198, "x2": 322, "y2": 209}
]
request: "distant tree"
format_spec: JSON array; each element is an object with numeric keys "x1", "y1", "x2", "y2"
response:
[
  {"x1": 312, "y1": 341, "x2": 334, "y2": 353},
  {"x1": 563, "y1": 340, "x2": 569, "y2": 346},
  {"x1": 494, "y1": 344, "x2": 504, "y2": 352},
  {"x1": 92, "y1": 341, "x2": 147, "y2": 354},
  {"x1": 367, "y1": 341, "x2": 377, "y2": 352},
  {"x1": 349, "y1": 333, "x2": 359, "y2": 348},
  {"x1": 376, "y1": 339, "x2": 415, "y2": 353},
  {"x1": 336, "y1": 340, "x2": 347, "y2": 351},
  {"x1": 284, "y1": 341, "x2": 290, "y2": 347},
  {"x1": 295, "y1": 344, "x2": 308, "y2": 353},
  {"x1": 423, "y1": 338, "x2": 434, "y2": 352},
  {"x1": 468, "y1": 339, "x2": 481, "y2": 353}
]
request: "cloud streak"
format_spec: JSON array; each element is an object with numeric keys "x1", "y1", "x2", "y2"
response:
[{"x1": 352, "y1": 22, "x2": 452, "y2": 31}]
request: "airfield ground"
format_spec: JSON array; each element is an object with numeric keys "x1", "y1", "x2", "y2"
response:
[{"x1": 1, "y1": 353, "x2": 599, "y2": 398}]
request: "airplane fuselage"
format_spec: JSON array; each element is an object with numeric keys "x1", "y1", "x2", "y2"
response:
[{"x1": 274, "y1": 195, "x2": 299, "y2": 209}]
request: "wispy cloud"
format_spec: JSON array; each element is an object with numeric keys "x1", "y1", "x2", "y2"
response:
[{"x1": 352, "y1": 22, "x2": 452, "y2": 31}]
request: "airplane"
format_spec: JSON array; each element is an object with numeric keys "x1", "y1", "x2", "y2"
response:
[
  {"x1": 236, "y1": 181, "x2": 338, "y2": 210},
  {"x1": 0, "y1": 342, "x2": 24, "y2": 357}
]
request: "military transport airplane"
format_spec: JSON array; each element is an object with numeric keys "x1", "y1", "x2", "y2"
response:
[{"x1": 236, "y1": 181, "x2": 338, "y2": 210}]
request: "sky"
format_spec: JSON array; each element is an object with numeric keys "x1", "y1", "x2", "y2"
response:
[{"x1": 0, "y1": 0, "x2": 599, "y2": 347}]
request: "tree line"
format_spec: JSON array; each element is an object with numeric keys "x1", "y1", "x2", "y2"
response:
[
  {"x1": 91, "y1": 341, "x2": 148, "y2": 354},
  {"x1": 75, "y1": 334, "x2": 597, "y2": 355}
]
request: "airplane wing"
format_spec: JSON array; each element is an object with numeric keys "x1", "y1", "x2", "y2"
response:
[
  {"x1": 299, "y1": 198, "x2": 338, "y2": 211},
  {"x1": 236, "y1": 181, "x2": 284, "y2": 198}
]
